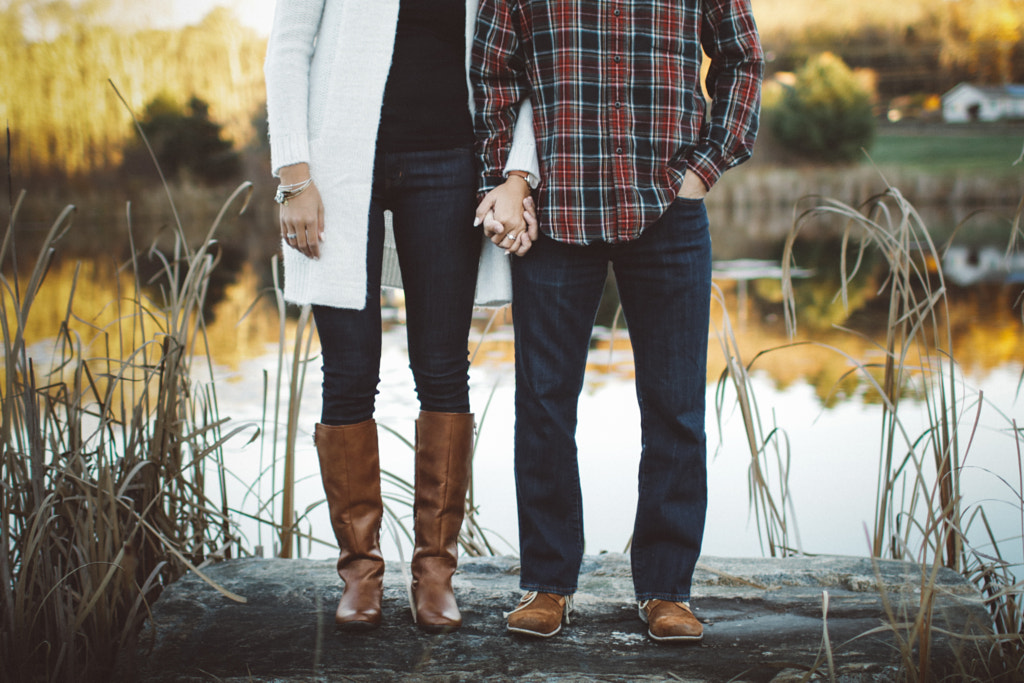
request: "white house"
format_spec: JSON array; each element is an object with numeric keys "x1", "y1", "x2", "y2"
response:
[{"x1": 941, "y1": 83, "x2": 1024, "y2": 123}]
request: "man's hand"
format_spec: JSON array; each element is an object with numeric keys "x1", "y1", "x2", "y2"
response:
[
  {"x1": 515, "y1": 196, "x2": 538, "y2": 256},
  {"x1": 476, "y1": 175, "x2": 532, "y2": 246},
  {"x1": 678, "y1": 169, "x2": 709, "y2": 200},
  {"x1": 480, "y1": 195, "x2": 538, "y2": 257}
]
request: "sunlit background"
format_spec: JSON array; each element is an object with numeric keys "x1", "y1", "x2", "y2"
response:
[
  {"x1": 2, "y1": 1, "x2": 1023, "y2": 679},
  {"x1": 170, "y1": 0, "x2": 274, "y2": 33},
  {"x1": 4, "y1": 0, "x2": 1022, "y2": 558}
]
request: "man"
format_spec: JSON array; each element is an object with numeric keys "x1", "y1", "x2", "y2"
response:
[{"x1": 472, "y1": 0, "x2": 763, "y2": 642}]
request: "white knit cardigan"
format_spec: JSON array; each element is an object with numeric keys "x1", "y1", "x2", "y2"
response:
[{"x1": 265, "y1": 0, "x2": 538, "y2": 309}]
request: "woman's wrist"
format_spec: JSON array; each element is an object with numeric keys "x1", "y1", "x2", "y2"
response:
[
  {"x1": 275, "y1": 177, "x2": 314, "y2": 205},
  {"x1": 504, "y1": 172, "x2": 532, "y2": 194},
  {"x1": 279, "y1": 163, "x2": 311, "y2": 185},
  {"x1": 276, "y1": 163, "x2": 314, "y2": 205}
]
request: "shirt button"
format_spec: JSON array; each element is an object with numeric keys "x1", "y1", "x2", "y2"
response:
[
  {"x1": 613, "y1": 56, "x2": 621, "y2": 63},
  {"x1": 614, "y1": 9, "x2": 621, "y2": 16},
  {"x1": 615, "y1": 147, "x2": 624, "y2": 154},
  {"x1": 614, "y1": 102, "x2": 622, "y2": 109}
]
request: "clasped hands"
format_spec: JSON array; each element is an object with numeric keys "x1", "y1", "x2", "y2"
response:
[{"x1": 474, "y1": 176, "x2": 538, "y2": 257}]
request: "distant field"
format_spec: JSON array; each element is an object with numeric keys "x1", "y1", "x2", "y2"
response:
[{"x1": 868, "y1": 128, "x2": 1024, "y2": 176}]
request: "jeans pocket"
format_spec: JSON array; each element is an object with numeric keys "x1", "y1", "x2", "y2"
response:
[
  {"x1": 669, "y1": 196, "x2": 709, "y2": 231},
  {"x1": 673, "y1": 196, "x2": 705, "y2": 205}
]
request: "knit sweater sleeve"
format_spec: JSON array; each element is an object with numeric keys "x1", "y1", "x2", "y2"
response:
[
  {"x1": 264, "y1": 0, "x2": 327, "y2": 177},
  {"x1": 504, "y1": 98, "x2": 539, "y2": 187}
]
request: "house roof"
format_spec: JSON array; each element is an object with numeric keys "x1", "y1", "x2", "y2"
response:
[{"x1": 943, "y1": 82, "x2": 1024, "y2": 101}]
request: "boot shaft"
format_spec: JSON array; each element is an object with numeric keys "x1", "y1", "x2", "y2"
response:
[
  {"x1": 315, "y1": 421, "x2": 384, "y2": 566},
  {"x1": 412, "y1": 411, "x2": 475, "y2": 564}
]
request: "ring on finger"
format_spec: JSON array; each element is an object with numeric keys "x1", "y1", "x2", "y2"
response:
[
  {"x1": 286, "y1": 233, "x2": 297, "y2": 240},
  {"x1": 504, "y1": 232, "x2": 516, "y2": 241}
]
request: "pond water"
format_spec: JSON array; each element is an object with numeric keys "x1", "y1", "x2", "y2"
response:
[
  {"x1": 208, "y1": 258, "x2": 1024, "y2": 574},
  {"x1": 7, "y1": 198, "x2": 1023, "y2": 576}
]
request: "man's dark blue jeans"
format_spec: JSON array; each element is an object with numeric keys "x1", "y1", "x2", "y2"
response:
[
  {"x1": 312, "y1": 147, "x2": 480, "y2": 425},
  {"x1": 510, "y1": 197, "x2": 712, "y2": 602}
]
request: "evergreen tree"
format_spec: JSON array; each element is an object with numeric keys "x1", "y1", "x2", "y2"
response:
[{"x1": 123, "y1": 93, "x2": 241, "y2": 184}]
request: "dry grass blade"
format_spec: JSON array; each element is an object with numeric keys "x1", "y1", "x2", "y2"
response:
[
  {"x1": 279, "y1": 304, "x2": 314, "y2": 558},
  {"x1": 711, "y1": 283, "x2": 795, "y2": 557}
]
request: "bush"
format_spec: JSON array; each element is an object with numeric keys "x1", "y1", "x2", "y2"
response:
[{"x1": 769, "y1": 52, "x2": 876, "y2": 163}]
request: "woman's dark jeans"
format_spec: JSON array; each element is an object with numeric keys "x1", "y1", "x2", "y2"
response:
[
  {"x1": 312, "y1": 147, "x2": 480, "y2": 425},
  {"x1": 511, "y1": 197, "x2": 712, "y2": 602}
]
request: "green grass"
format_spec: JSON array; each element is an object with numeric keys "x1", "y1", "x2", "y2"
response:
[{"x1": 868, "y1": 130, "x2": 1024, "y2": 176}]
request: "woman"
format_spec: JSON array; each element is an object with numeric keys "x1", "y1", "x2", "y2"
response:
[{"x1": 264, "y1": 0, "x2": 537, "y2": 633}]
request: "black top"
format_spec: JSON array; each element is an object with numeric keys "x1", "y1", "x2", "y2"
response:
[{"x1": 377, "y1": 0, "x2": 475, "y2": 152}]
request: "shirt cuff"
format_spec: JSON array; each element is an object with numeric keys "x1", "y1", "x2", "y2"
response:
[
  {"x1": 685, "y1": 148, "x2": 725, "y2": 192},
  {"x1": 270, "y1": 133, "x2": 311, "y2": 178}
]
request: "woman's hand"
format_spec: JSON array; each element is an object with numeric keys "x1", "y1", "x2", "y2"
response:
[
  {"x1": 476, "y1": 175, "x2": 532, "y2": 247},
  {"x1": 278, "y1": 163, "x2": 324, "y2": 259},
  {"x1": 481, "y1": 195, "x2": 538, "y2": 257}
]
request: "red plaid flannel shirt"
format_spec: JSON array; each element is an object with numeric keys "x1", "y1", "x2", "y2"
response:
[{"x1": 472, "y1": 0, "x2": 763, "y2": 244}]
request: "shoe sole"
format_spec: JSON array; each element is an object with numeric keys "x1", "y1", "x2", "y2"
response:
[
  {"x1": 507, "y1": 623, "x2": 562, "y2": 638},
  {"x1": 646, "y1": 629, "x2": 703, "y2": 643}
]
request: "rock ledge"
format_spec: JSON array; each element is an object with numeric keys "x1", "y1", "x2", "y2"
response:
[{"x1": 124, "y1": 554, "x2": 991, "y2": 682}]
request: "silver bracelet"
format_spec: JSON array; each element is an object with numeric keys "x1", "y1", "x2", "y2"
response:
[{"x1": 275, "y1": 177, "x2": 313, "y2": 205}]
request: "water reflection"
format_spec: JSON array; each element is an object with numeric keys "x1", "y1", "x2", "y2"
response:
[
  {"x1": 208, "y1": 317, "x2": 1022, "y2": 570},
  {"x1": 944, "y1": 245, "x2": 1024, "y2": 286},
  {"x1": 5, "y1": 235, "x2": 1022, "y2": 568}
]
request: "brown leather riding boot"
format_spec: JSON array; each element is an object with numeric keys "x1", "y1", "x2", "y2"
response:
[
  {"x1": 411, "y1": 411, "x2": 474, "y2": 633},
  {"x1": 315, "y1": 420, "x2": 385, "y2": 630}
]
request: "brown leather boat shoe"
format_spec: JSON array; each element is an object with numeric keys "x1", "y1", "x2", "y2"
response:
[
  {"x1": 505, "y1": 591, "x2": 573, "y2": 638},
  {"x1": 638, "y1": 599, "x2": 703, "y2": 642}
]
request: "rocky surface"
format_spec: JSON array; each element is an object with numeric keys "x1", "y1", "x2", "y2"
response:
[{"x1": 123, "y1": 554, "x2": 992, "y2": 682}]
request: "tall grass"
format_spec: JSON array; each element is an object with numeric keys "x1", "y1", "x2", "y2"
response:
[
  {"x1": 0, "y1": 82, "x2": 263, "y2": 681},
  {"x1": 767, "y1": 178, "x2": 1024, "y2": 678},
  {"x1": 0, "y1": 178, "x2": 253, "y2": 682}
]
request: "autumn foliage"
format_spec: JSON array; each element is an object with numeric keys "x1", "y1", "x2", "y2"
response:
[
  {"x1": 0, "y1": 0, "x2": 1021, "y2": 179},
  {"x1": 1, "y1": 4, "x2": 266, "y2": 179}
]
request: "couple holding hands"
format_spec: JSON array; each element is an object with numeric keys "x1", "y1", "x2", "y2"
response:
[{"x1": 264, "y1": 0, "x2": 763, "y2": 642}]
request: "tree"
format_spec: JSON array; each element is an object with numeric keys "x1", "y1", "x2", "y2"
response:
[
  {"x1": 1, "y1": 5, "x2": 265, "y2": 178},
  {"x1": 769, "y1": 52, "x2": 876, "y2": 164},
  {"x1": 123, "y1": 93, "x2": 241, "y2": 184},
  {"x1": 938, "y1": 0, "x2": 1024, "y2": 84}
]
